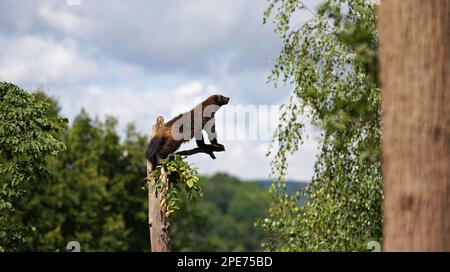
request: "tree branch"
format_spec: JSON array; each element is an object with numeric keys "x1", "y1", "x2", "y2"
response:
[{"x1": 175, "y1": 144, "x2": 225, "y2": 160}]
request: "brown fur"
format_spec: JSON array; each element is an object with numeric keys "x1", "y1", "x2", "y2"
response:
[{"x1": 146, "y1": 94, "x2": 229, "y2": 166}]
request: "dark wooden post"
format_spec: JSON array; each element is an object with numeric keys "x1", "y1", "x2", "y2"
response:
[
  {"x1": 147, "y1": 116, "x2": 170, "y2": 252},
  {"x1": 145, "y1": 114, "x2": 225, "y2": 251}
]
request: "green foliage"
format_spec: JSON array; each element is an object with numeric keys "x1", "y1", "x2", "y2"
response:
[
  {"x1": 151, "y1": 155, "x2": 202, "y2": 217},
  {"x1": 0, "y1": 82, "x2": 66, "y2": 251},
  {"x1": 260, "y1": 0, "x2": 382, "y2": 251},
  {"x1": 17, "y1": 109, "x2": 149, "y2": 251}
]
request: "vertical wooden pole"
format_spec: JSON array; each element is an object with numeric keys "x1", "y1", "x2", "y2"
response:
[
  {"x1": 380, "y1": 0, "x2": 450, "y2": 251},
  {"x1": 147, "y1": 116, "x2": 170, "y2": 252}
]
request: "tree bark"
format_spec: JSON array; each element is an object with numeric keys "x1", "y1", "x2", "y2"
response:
[
  {"x1": 147, "y1": 116, "x2": 170, "y2": 252},
  {"x1": 379, "y1": 0, "x2": 450, "y2": 251}
]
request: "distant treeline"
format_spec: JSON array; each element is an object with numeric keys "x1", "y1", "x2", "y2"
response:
[{"x1": 253, "y1": 180, "x2": 307, "y2": 195}]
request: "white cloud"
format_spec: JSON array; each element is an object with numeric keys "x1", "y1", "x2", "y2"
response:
[
  {"x1": 0, "y1": 0, "x2": 282, "y2": 75},
  {"x1": 37, "y1": 2, "x2": 90, "y2": 35},
  {"x1": 0, "y1": 35, "x2": 97, "y2": 85}
]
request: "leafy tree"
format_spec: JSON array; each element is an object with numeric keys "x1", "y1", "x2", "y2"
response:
[
  {"x1": 260, "y1": 0, "x2": 382, "y2": 251},
  {"x1": 0, "y1": 82, "x2": 66, "y2": 251},
  {"x1": 17, "y1": 108, "x2": 148, "y2": 251}
]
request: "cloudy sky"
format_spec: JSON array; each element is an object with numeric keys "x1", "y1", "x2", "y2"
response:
[{"x1": 0, "y1": 0, "x2": 320, "y2": 181}]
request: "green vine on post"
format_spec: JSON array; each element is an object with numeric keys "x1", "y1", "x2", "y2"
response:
[{"x1": 151, "y1": 155, "x2": 202, "y2": 217}]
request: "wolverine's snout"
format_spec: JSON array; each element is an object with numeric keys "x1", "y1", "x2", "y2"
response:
[{"x1": 221, "y1": 96, "x2": 230, "y2": 105}]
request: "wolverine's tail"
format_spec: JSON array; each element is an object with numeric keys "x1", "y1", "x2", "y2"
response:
[{"x1": 146, "y1": 136, "x2": 163, "y2": 169}]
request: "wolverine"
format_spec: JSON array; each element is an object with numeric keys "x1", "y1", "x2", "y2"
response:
[{"x1": 146, "y1": 94, "x2": 230, "y2": 167}]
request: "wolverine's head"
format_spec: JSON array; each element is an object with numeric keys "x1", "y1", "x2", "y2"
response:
[{"x1": 208, "y1": 94, "x2": 230, "y2": 106}]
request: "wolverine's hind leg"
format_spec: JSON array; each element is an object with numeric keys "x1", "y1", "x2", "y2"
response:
[{"x1": 159, "y1": 138, "x2": 182, "y2": 159}]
